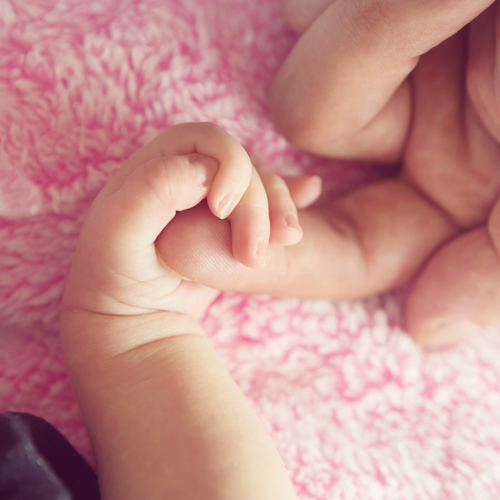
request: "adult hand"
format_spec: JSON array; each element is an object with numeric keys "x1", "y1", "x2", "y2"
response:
[
  {"x1": 160, "y1": 1, "x2": 500, "y2": 348},
  {"x1": 266, "y1": 0, "x2": 500, "y2": 348}
]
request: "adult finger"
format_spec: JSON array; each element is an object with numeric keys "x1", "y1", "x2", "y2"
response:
[
  {"x1": 270, "y1": 0, "x2": 494, "y2": 162},
  {"x1": 157, "y1": 178, "x2": 458, "y2": 299},
  {"x1": 279, "y1": 0, "x2": 333, "y2": 34}
]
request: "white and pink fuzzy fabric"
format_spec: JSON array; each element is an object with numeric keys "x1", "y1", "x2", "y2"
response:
[{"x1": 1, "y1": 0, "x2": 500, "y2": 498}]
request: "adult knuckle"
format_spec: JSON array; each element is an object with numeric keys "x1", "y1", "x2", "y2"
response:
[
  {"x1": 343, "y1": 0, "x2": 427, "y2": 63},
  {"x1": 346, "y1": 0, "x2": 393, "y2": 37}
]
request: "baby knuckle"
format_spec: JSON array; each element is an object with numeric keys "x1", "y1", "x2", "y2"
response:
[
  {"x1": 191, "y1": 121, "x2": 221, "y2": 136},
  {"x1": 142, "y1": 158, "x2": 178, "y2": 204}
]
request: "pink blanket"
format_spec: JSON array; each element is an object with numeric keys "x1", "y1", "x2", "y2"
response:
[{"x1": 1, "y1": 0, "x2": 500, "y2": 498}]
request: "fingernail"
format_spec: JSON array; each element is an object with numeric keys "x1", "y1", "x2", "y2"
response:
[
  {"x1": 216, "y1": 193, "x2": 237, "y2": 219},
  {"x1": 285, "y1": 213, "x2": 302, "y2": 232},
  {"x1": 255, "y1": 238, "x2": 267, "y2": 266},
  {"x1": 187, "y1": 153, "x2": 217, "y2": 188},
  {"x1": 414, "y1": 318, "x2": 481, "y2": 350}
]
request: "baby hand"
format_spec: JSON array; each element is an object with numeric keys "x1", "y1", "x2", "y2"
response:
[
  {"x1": 60, "y1": 123, "x2": 303, "y2": 500},
  {"x1": 62, "y1": 122, "x2": 318, "y2": 320}
]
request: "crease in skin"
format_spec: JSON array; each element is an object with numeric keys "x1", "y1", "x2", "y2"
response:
[
  {"x1": 405, "y1": 110, "x2": 500, "y2": 230},
  {"x1": 404, "y1": 28, "x2": 500, "y2": 229},
  {"x1": 276, "y1": 0, "x2": 500, "y2": 348},
  {"x1": 155, "y1": 249, "x2": 194, "y2": 282},
  {"x1": 415, "y1": 317, "x2": 481, "y2": 349},
  {"x1": 397, "y1": 175, "x2": 460, "y2": 234},
  {"x1": 488, "y1": 199, "x2": 500, "y2": 254},
  {"x1": 309, "y1": 204, "x2": 372, "y2": 298}
]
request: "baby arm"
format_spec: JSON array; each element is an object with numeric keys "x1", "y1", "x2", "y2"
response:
[{"x1": 60, "y1": 123, "x2": 298, "y2": 500}]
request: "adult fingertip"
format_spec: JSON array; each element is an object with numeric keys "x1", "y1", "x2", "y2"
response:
[{"x1": 413, "y1": 317, "x2": 481, "y2": 350}]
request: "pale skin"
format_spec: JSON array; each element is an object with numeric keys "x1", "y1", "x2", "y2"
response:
[
  {"x1": 158, "y1": 0, "x2": 500, "y2": 348},
  {"x1": 269, "y1": 0, "x2": 500, "y2": 347},
  {"x1": 60, "y1": 123, "x2": 320, "y2": 499},
  {"x1": 60, "y1": 2, "x2": 500, "y2": 496}
]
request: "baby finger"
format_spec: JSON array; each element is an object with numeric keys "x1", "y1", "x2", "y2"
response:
[
  {"x1": 228, "y1": 166, "x2": 270, "y2": 268},
  {"x1": 253, "y1": 162, "x2": 303, "y2": 246}
]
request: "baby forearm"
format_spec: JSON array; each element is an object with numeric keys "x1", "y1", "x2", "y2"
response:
[{"x1": 60, "y1": 310, "x2": 296, "y2": 500}]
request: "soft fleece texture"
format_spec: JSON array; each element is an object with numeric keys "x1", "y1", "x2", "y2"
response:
[{"x1": 1, "y1": 0, "x2": 500, "y2": 498}]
